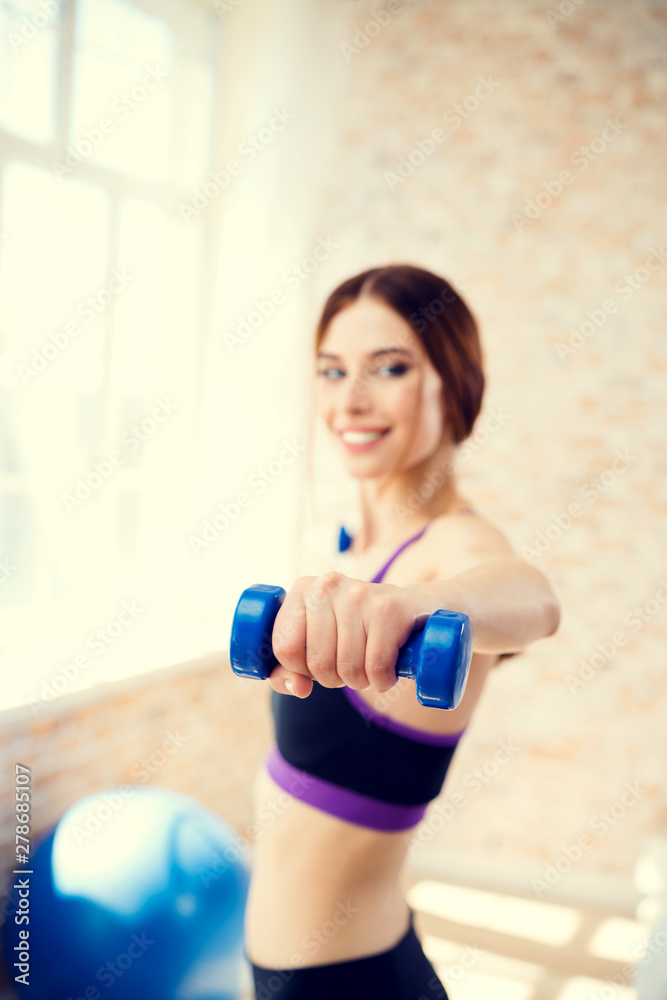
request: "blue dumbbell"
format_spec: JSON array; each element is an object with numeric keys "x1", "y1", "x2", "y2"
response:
[{"x1": 230, "y1": 583, "x2": 472, "y2": 710}]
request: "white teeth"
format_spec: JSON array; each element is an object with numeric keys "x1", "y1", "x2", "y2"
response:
[{"x1": 342, "y1": 430, "x2": 387, "y2": 444}]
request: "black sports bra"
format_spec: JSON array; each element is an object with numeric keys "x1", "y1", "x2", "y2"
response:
[{"x1": 264, "y1": 517, "x2": 469, "y2": 831}]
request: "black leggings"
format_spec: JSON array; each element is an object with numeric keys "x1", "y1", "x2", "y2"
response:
[{"x1": 249, "y1": 908, "x2": 449, "y2": 1000}]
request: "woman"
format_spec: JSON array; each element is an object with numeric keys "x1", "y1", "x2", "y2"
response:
[{"x1": 243, "y1": 264, "x2": 560, "y2": 999}]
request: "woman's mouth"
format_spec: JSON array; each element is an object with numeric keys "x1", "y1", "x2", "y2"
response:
[{"x1": 339, "y1": 428, "x2": 391, "y2": 452}]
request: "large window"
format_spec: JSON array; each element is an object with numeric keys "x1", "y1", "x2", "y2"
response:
[{"x1": 0, "y1": 0, "x2": 220, "y2": 656}]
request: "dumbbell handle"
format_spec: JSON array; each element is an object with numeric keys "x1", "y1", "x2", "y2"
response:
[{"x1": 230, "y1": 584, "x2": 472, "y2": 710}]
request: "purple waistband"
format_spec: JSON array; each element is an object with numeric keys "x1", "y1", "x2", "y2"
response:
[
  {"x1": 343, "y1": 687, "x2": 466, "y2": 746},
  {"x1": 265, "y1": 746, "x2": 429, "y2": 832}
]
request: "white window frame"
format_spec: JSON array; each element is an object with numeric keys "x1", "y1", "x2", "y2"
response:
[{"x1": 0, "y1": 0, "x2": 222, "y2": 648}]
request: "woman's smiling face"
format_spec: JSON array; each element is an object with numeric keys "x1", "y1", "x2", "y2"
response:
[{"x1": 316, "y1": 296, "x2": 449, "y2": 479}]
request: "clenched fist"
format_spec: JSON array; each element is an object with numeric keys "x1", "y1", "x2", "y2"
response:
[{"x1": 269, "y1": 571, "x2": 432, "y2": 699}]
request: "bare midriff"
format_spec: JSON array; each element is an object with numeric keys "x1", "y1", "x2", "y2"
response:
[
  {"x1": 244, "y1": 761, "x2": 414, "y2": 968},
  {"x1": 244, "y1": 654, "x2": 498, "y2": 969}
]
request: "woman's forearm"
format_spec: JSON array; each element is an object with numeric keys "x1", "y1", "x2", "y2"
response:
[{"x1": 403, "y1": 557, "x2": 561, "y2": 655}]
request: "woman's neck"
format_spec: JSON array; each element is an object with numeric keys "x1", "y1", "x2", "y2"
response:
[{"x1": 353, "y1": 439, "x2": 464, "y2": 552}]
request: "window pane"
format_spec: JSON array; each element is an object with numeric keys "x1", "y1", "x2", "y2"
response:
[
  {"x1": 0, "y1": 389, "x2": 101, "y2": 477},
  {"x1": 0, "y1": 0, "x2": 219, "y2": 634},
  {"x1": 0, "y1": 493, "x2": 34, "y2": 607},
  {"x1": 0, "y1": 4, "x2": 58, "y2": 143},
  {"x1": 118, "y1": 488, "x2": 140, "y2": 560},
  {"x1": 70, "y1": 0, "x2": 173, "y2": 180},
  {"x1": 114, "y1": 199, "x2": 202, "y2": 395},
  {"x1": 0, "y1": 389, "x2": 21, "y2": 473},
  {"x1": 75, "y1": 0, "x2": 169, "y2": 63},
  {"x1": 114, "y1": 199, "x2": 169, "y2": 393},
  {"x1": 6, "y1": 0, "x2": 62, "y2": 14},
  {"x1": 172, "y1": 57, "x2": 215, "y2": 187},
  {"x1": 118, "y1": 395, "x2": 147, "y2": 468},
  {"x1": 0, "y1": 162, "x2": 110, "y2": 391}
]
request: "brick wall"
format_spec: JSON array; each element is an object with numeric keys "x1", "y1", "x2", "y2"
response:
[
  {"x1": 1, "y1": 8, "x2": 665, "y2": 996},
  {"x1": 0, "y1": 657, "x2": 272, "y2": 997},
  {"x1": 302, "y1": 0, "x2": 667, "y2": 889}
]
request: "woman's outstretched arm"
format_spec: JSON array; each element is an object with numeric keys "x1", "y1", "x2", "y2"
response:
[
  {"x1": 268, "y1": 516, "x2": 560, "y2": 698},
  {"x1": 404, "y1": 556, "x2": 561, "y2": 656},
  {"x1": 402, "y1": 514, "x2": 560, "y2": 656}
]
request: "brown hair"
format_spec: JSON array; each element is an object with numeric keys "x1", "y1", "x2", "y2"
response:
[{"x1": 313, "y1": 264, "x2": 485, "y2": 469}]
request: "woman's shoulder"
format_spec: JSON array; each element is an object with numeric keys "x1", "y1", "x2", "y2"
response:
[
  {"x1": 425, "y1": 505, "x2": 517, "y2": 576},
  {"x1": 431, "y1": 504, "x2": 514, "y2": 545}
]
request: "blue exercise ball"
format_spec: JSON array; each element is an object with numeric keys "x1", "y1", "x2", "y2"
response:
[{"x1": 2, "y1": 786, "x2": 250, "y2": 1000}]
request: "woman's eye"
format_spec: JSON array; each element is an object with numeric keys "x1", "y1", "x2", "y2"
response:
[{"x1": 316, "y1": 363, "x2": 410, "y2": 380}]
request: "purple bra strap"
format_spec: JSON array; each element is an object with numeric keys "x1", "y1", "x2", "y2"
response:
[
  {"x1": 370, "y1": 522, "x2": 432, "y2": 584},
  {"x1": 366, "y1": 508, "x2": 475, "y2": 584}
]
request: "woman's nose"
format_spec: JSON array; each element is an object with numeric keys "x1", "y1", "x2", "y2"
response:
[{"x1": 341, "y1": 372, "x2": 372, "y2": 410}]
